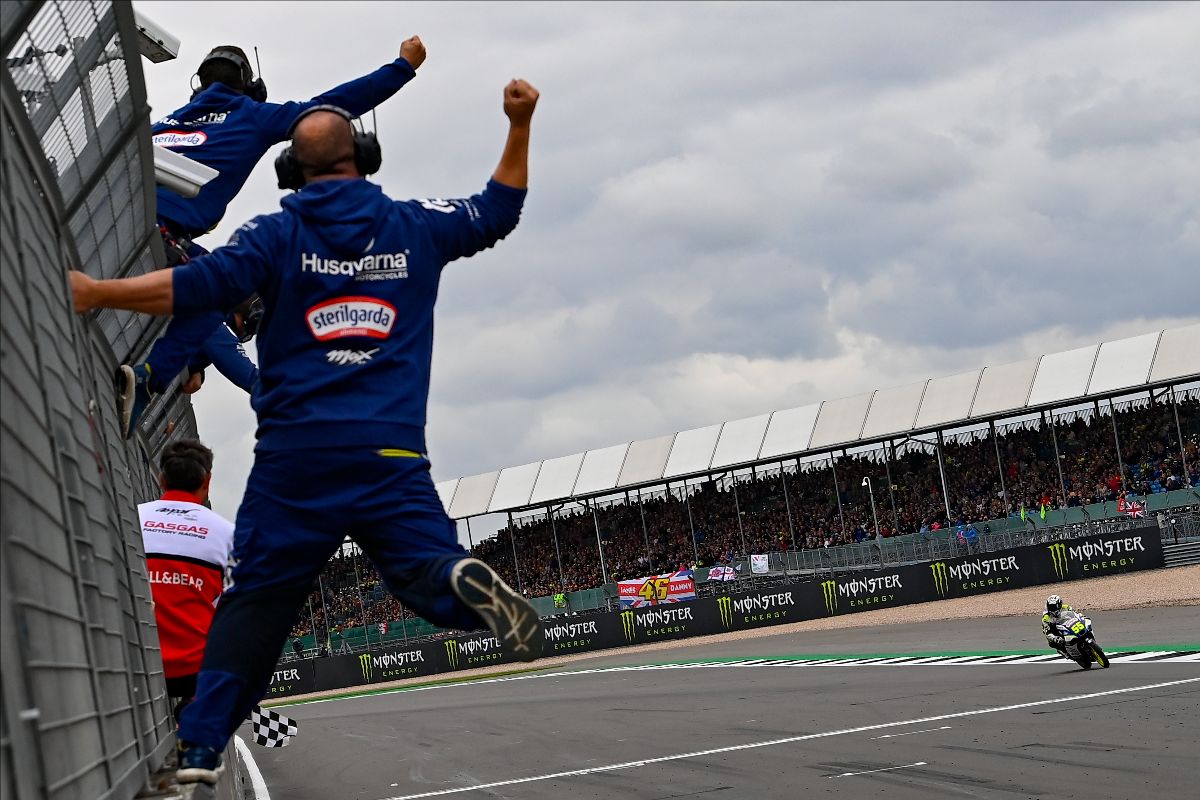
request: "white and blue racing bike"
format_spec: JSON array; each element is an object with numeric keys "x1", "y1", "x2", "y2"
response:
[{"x1": 1056, "y1": 610, "x2": 1110, "y2": 669}]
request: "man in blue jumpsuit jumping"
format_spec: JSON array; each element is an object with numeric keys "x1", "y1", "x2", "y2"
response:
[
  {"x1": 72, "y1": 77, "x2": 543, "y2": 783},
  {"x1": 122, "y1": 36, "x2": 428, "y2": 437}
]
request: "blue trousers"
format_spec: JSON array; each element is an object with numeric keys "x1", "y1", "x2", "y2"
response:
[
  {"x1": 177, "y1": 448, "x2": 481, "y2": 750},
  {"x1": 144, "y1": 233, "x2": 257, "y2": 395}
]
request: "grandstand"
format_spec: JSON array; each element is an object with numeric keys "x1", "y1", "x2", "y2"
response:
[{"x1": 291, "y1": 330, "x2": 1199, "y2": 650}]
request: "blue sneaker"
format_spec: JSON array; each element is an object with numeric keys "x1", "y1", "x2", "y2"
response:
[
  {"x1": 116, "y1": 363, "x2": 154, "y2": 439},
  {"x1": 176, "y1": 741, "x2": 224, "y2": 785}
]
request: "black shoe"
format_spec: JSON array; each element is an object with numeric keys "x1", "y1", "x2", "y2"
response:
[
  {"x1": 450, "y1": 559, "x2": 543, "y2": 662},
  {"x1": 176, "y1": 741, "x2": 224, "y2": 785}
]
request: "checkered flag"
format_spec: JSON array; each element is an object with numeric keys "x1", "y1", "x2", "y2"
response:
[{"x1": 249, "y1": 705, "x2": 298, "y2": 747}]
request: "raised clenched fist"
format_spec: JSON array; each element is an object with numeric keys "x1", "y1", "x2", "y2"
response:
[
  {"x1": 503, "y1": 79, "x2": 539, "y2": 126},
  {"x1": 400, "y1": 36, "x2": 426, "y2": 70}
]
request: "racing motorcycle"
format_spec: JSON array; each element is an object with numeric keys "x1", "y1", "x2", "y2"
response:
[{"x1": 1055, "y1": 610, "x2": 1110, "y2": 669}]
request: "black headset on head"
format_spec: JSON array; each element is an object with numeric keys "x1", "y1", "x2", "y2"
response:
[
  {"x1": 198, "y1": 47, "x2": 268, "y2": 102},
  {"x1": 273, "y1": 105, "x2": 382, "y2": 191}
]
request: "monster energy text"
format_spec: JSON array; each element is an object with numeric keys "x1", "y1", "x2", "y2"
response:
[
  {"x1": 358, "y1": 649, "x2": 426, "y2": 681},
  {"x1": 931, "y1": 556, "x2": 1019, "y2": 594},
  {"x1": 620, "y1": 606, "x2": 694, "y2": 641},
  {"x1": 837, "y1": 574, "x2": 901, "y2": 607},
  {"x1": 544, "y1": 620, "x2": 598, "y2": 652}
]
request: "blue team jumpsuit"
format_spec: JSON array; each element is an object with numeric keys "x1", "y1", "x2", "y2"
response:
[
  {"x1": 145, "y1": 58, "x2": 418, "y2": 394},
  {"x1": 169, "y1": 176, "x2": 526, "y2": 750}
]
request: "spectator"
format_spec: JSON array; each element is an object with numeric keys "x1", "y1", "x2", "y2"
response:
[{"x1": 139, "y1": 439, "x2": 233, "y2": 724}]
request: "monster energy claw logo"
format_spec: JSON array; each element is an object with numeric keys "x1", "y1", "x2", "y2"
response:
[
  {"x1": 820, "y1": 580, "x2": 838, "y2": 615},
  {"x1": 717, "y1": 597, "x2": 733, "y2": 628},
  {"x1": 930, "y1": 562, "x2": 949, "y2": 598},
  {"x1": 358, "y1": 653, "x2": 373, "y2": 681},
  {"x1": 620, "y1": 610, "x2": 636, "y2": 642},
  {"x1": 1048, "y1": 543, "x2": 1068, "y2": 580},
  {"x1": 445, "y1": 640, "x2": 459, "y2": 669}
]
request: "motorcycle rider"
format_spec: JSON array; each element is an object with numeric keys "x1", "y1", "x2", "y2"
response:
[{"x1": 1041, "y1": 594, "x2": 1077, "y2": 656}]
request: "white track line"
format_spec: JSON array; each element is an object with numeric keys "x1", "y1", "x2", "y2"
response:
[
  {"x1": 377, "y1": 677, "x2": 1200, "y2": 799},
  {"x1": 870, "y1": 726, "x2": 952, "y2": 740},
  {"x1": 234, "y1": 735, "x2": 272, "y2": 800},
  {"x1": 829, "y1": 761, "x2": 927, "y2": 778}
]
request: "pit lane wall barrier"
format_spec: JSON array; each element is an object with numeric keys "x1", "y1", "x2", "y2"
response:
[
  {"x1": 267, "y1": 525, "x2": 1164, "y2": 699},
  {"x1": 3, "y1": 2, "x2": 202, "y2": 798}
]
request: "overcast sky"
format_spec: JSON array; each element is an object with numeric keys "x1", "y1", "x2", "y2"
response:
[{"x1": 136, "y1": 1, "x2": 1199, "y2": 537}]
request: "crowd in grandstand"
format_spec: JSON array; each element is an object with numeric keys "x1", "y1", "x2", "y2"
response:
[{"x1": 290, "y1": 393, "x2": 1199, "y2": 640}]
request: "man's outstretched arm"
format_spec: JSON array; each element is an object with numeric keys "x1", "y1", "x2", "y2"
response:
[
  {"x1": 72, "y1": 218, "x2": 273, "y2": 317},
  {"x1": 259, "y1": 36, "x2": 427, "y2": 140},
  {"x1": 71, "y1": 269, "x2": 174, "y2": 315}
]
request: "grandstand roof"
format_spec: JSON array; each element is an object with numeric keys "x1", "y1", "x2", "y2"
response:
[{"x1": 438, "y1": 324, "x2": 1200, "y2": 520}]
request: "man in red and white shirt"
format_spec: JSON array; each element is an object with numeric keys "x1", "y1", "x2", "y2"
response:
[{"x1": 139, "y1": 439, "x2": 234, "y2": 720}]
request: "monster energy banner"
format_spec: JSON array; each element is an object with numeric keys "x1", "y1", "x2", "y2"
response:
[
  {"x1": 1041, "y1": 529, "x2": 1161, "y2": 582},
  {"x1": 264, "y1": 527, "x2": 1162, "y2": 697},
  {"x1": 264, "y1": 662, "x2": 317, "y2": 699}
]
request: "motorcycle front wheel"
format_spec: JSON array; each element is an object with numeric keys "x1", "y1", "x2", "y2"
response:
[{"x1": 1090, "y1": 643, "x2": 1109, "y2": 668}]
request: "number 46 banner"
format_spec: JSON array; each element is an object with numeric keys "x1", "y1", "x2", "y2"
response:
[{"x1": 618, "y1": 569, "x2": 696, "y2": 608}]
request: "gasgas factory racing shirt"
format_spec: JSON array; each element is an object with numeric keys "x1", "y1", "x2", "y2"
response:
[{"x1": 139, "y1": 491, "x2": 234, "y2": 678}]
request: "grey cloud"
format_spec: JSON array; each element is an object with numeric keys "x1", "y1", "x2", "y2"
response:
[{"x1": 136, "y1": 0, "x2": 1199, "y2": 498}]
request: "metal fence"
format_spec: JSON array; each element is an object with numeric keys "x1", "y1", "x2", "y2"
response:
[{"x1": 2, "y1": 2, "x2": 198, "y2": 798}]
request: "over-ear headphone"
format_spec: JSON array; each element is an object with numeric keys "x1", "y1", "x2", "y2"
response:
[
  {"x1": 199, "y1": 46, "x2": 268, "y2": 102},
  {"x1": 273, "y1": 104, "x2": 382, "y2": 191}
]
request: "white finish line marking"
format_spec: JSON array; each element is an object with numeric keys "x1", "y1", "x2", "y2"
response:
[
  {"x1": 829, "y1": 761, "x2": 927, "y2": 778},
  {"x1": 870, "y1": 726, "x2": 952, "y2": 740},
  {"x1": 377, "y1": 677, "x2": 1199, "y2": 799}
]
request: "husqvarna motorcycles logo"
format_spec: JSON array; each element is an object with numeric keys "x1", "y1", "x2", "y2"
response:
[
  {"x1": 930, "y1": 562, "x2": 949, "y2": 597},
  {"x1": 358, "y1": 653, "x2": 373, "y2": 681},
  {"x1": 1048, "y1": 543, "x2": 1068, "y2": 580},
  {"x1": 620, "y1": 610, "x2": 636, "y2": 642},
  {"x1": 445, "y1": 640, "x2": 459, "y2": 669},
  {"x1": 820, "y1": 580, "x2": 838, "y2": 615},
  {"x1": 717, "y1": 597, "x2": 733, "y2": 628}
]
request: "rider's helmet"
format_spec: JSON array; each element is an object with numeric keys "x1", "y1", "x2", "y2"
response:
[{"x1": 1046, "y1": 595, "x2": 1063, "y2": 615}]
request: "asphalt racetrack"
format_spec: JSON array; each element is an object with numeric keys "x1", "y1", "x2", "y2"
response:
[{"x1": 253, "y1": 607, "x2": 1199, "y2": 799}]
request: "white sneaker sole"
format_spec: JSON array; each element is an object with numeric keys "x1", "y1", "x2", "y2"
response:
[
  {"x1": 176, "y1": 761, "x2": 225, "y2": 786},
  {"x1": 116, "y1": 365, "x2": 136, "y2": 438},
  {"x1": 450, "y1": 559, "x2": 543, "y2": 661}
]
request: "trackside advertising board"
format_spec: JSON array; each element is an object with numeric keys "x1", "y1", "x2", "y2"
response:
[{"x1": 267, "y1": 527, "x2": 1163, "y2": 697}]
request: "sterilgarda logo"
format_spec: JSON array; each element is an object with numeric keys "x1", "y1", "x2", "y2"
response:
[
  {"x1": 931, "y1": 562, "x2": 949, "y2": 598},
  {"x1": 152, "y1": 130, "x2": 207, "y2": 147},
  {"x1": 1048, "y1": 543, "x2": 1068, "y2": 580},
  {"x1": 717, "y1": 597, "x2": 733, "y2": 629},
  {"x1": 820, "y1": 580, "x2": 838, "y2": 615},
  {"x1": 306, "y1": 296, "x2": 396, "y2": 341}
]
